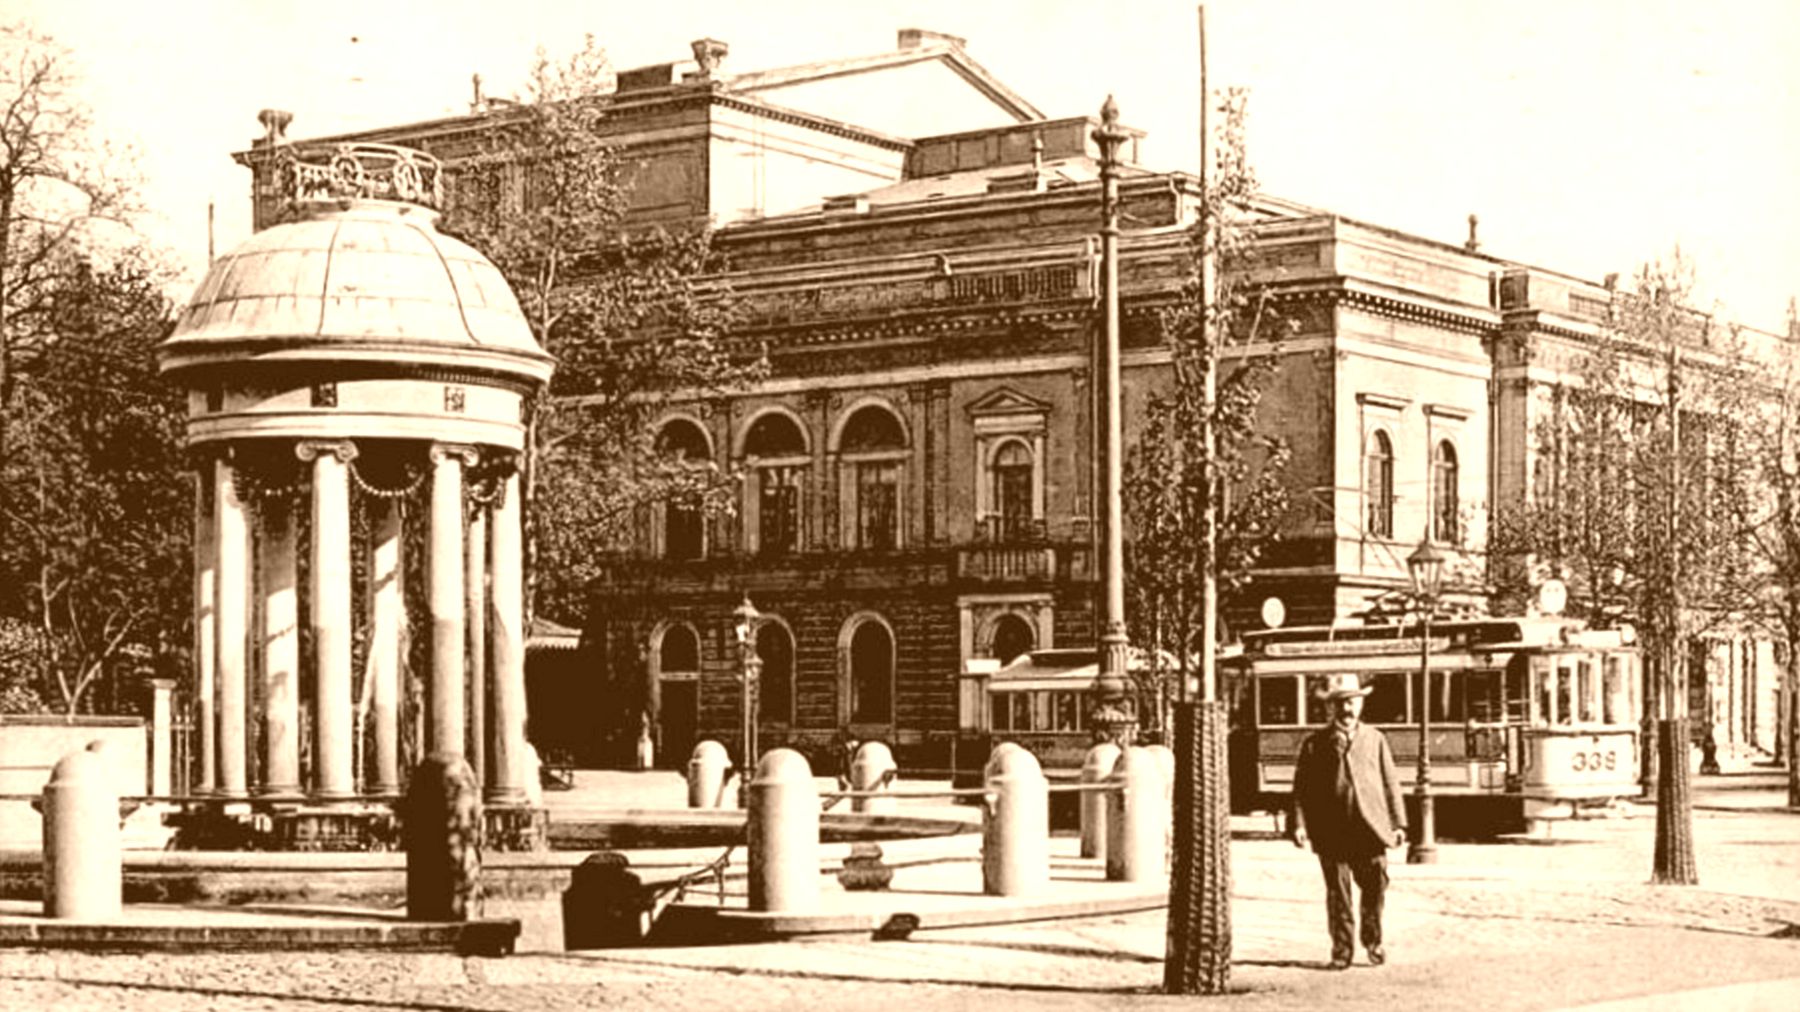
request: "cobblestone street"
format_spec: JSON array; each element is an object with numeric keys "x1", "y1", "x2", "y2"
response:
[{"x1": 2, "y1": 773, "x2": 1796, "y2": 1010}]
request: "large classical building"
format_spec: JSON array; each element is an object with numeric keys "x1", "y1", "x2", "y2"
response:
[{"x1": 238, "y1": 30, "x2": 1786, "y2": 773}]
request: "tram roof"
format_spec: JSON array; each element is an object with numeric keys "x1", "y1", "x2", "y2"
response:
[
  {"x1": 1240, "y1": 615, "x2": 1626, "y2": 653},
  {"x1": 983, "y1": 647, "x2": 1175, "y2": 690}
]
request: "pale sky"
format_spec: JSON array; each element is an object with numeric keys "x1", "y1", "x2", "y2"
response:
[{"x1": 15, "y1": 0, "x2": 1800, "y2": 333}]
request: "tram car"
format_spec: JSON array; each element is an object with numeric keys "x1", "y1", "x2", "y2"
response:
[
  {"x1": 953, "y1": 647, "x2": 1168, "y2": 822},
  {"x1": 1227, "y1": 615, "x2": 1643, "y2": 833}
]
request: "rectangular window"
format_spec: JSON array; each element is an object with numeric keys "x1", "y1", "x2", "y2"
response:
[
  {"x1": 758, "y1": 466, "x2": 801, "y2": 556},
  {"x1": 1362, "y1": 672, "x2": 1406, "y2": 724},
  {"x1": 856, "y1": 462, "x2": 899, "y2": 550},
  {"x1": 1602, "y1": 656, "x2": 1623, "y2": 725},
  {"x1": 1258, "y1": 676, "x2": 1299, "y2": 726},
  {"x1": 665, "y1": 505, "x2": 702, "y2": 561}
]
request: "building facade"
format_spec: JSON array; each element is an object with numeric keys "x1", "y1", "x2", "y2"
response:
[{"x1": 240, "y1": 30, "x2": 1787, "y2": 772}]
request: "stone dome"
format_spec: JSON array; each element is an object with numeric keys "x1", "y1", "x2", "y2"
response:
[{"x1": 160, "y1": 144, "x2": 552, "y2": 388}]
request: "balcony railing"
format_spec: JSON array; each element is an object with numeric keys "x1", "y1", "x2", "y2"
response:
[
  {"x1": 956, "y1": 545, "x2": 1056, "y2": 582},
  {"x1": 976, "y1": 514, "x2": 1047, "y2": 544}
]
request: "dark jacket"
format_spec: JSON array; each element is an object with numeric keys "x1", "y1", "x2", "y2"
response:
[{"x1": 1292, "y1": 722, "x2": 1408, "y2": 856}]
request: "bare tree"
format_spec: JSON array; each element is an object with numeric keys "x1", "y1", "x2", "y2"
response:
[
  {"x1": 0, "y1": 22, "x2": 139, "y2": 473},
  {"x1": 1491, "y1": 250, "x2": 1764, "y2": 883}
]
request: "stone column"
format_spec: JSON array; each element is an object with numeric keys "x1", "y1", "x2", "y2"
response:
[
  {"x1": 367, "y1": 497, "x2": 404, "y2": 795},
  {"x1": 429, "y1": 444, "x2": 476, "y2": 759},
  {"x1": 301, "y1": 441, "x2": 357, "y2": 798},
  {"x1": 214, "y1": 455, "x2": 250, "y2": 798},
  {"x1": 467, "y1": 505, "x2": 488, "y2": 787},
  {"x1": 258, "y1": 497, "x2": 301, "y2": 797},
  {"x1": 150, "y1": 679, "x2": 177, "y2": 796},
  {"x1": 488, "y1": 469, "x2": 529, "y2": 804},
  {"x1": 192, "y1": 467, "x2": 217, "y2": 794}
]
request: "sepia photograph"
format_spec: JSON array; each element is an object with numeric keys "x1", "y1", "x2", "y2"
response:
[{"x1": 0, "y1": 1, "x2": 1796, "y2": 1008}]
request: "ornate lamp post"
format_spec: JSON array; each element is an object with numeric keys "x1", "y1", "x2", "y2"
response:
[
  {"x1": 1406, "y1": 539, "x2": 1445, "y2": 865},
  {"x1": 734, "y1": 596, "x2": 763, "y2": 806},
  {"x1": 1089, "y1": 95, "x2": 1136, "y2": 744}
]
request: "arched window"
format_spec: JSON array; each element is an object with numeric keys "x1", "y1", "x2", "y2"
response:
[
  {"x1": 1365, "y1": 431, "x2": 1395, "y2": 539},
  {"x1": 990, "y1": 613, "x2": 1035, "y2": 664},
  {"x1": 847, "y1": 618, "x2": 895, "y2": 726},
  {"x1": 990, "y1": 439, "x2": 1035, "y2": 542},
  {"x1": 656, "y1": 419, "x2": 710, "y2": 561},
  {"x1": 743, "y1": 412, "x2": 808, "y2": 556},
  {"x1": 838, "y1": 405, "x2": 906, "y2": 551},
  {"x1": 756, "y1": 621, "x2": 795, "y2": 726},
  {"x1": 1433, "y1": 440, "x2": 1459, "y2": 544}
]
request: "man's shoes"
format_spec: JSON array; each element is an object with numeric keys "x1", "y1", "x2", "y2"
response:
[
  {"x1": 1367, "y1": 945, "x2": 1386, "y2": 966},
  {"x1": 1328, "y1": 954, "x2": 1353, "y2": 970}
]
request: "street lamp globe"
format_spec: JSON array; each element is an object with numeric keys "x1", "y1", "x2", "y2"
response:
[
  {"x1": 734, "y1": 596, "x2": 761, "y2": 647},
  {"x1": 1407, "y1": 540, "x2": 1446, "y2": 601}
]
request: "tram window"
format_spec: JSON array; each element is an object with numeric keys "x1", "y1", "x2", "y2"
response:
[
  {"x1": 1603, "y1": 656, "x2": 1625, "y2": 725},
  {"x1": 993, "y1": 695, "x2": 1012, "y2": 732},
  {"x1": 1011, "y1": 693, "x2": 1033, "y2": 731},
  {"x1": 1304, "y1": 676, "x2": 1336, "y2": 724},
  {"x1": 1409, "y1": 670, "x2": 1465, "y2": 722},
  {"x1": 1259, "y1": 676, "x2": 1300, "y2": 725},
  {"x1": 1556, "y1": 663, "x2": 1574, "y2": 726},
  {"x1": 1362, "y1": 673, "x2": 1406, "y2": 723},
  {"x1": 1506, "y1": 657, "x2": 1530, "y2": 723},
  {"x1": 1578, "y1": 659, "x2": 1597, "y2": 723},
  {"x1": 1032, "y1": 692, "x2": 1053, "y2": 731},
  {"x1": 1466, "y1": 669, "x2": 1503, "y2": 722},
  {"x1": 1053, "y1": 692, "x2": 1081, "y2": 731},
  {"x1": 1535, "y1": 660, "x2": 1554, "y2": 725}
]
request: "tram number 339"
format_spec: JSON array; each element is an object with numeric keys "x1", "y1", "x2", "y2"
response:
[{"x1": 1571, "y1": 750, "x2": 1618, "y2": 773}]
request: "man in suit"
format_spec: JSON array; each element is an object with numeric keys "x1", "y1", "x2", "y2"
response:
[{"x1": 1291, "y1": 673, "x2": 1409, "y2": 969}]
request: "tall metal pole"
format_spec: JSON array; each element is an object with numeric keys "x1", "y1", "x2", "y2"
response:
[
  {"x1": 1407, "y1": 596, "x2": 1438, "y2": 863},
  {"x1": 1091, "y1": 96, "x2": 1136, "y2": 743},
  {"x1": 1164, "y1": 6, "x2": 1231, "y2": 994}
]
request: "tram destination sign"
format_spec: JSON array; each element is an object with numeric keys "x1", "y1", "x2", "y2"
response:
[{"x1": 1263, "y1": 637, "x2": 1448, "y2": 657}]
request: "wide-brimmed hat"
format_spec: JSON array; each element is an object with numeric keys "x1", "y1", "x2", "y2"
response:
[{"x1": 1317, "y1": 673, "x2": 1371, "y2": 701}]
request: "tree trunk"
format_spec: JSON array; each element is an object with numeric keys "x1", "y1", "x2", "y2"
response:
[
  {"x1": 1652, "y1": 717, "x2": 1698, "y2": 884},
  {"x1": 1164, "y1": 699, "x2": 1231, "y2": 994}
]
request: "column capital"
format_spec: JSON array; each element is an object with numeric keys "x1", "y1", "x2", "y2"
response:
[
  {"x1": 429, "y1": 442, "x2": 480, "y2": 466},
  {"x1": 295, "y1": 439, "x2": 359, "y2": 464}
]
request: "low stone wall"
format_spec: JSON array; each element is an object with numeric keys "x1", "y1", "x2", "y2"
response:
[{"x1": 0, "y1": 717, "x2": 151, "y2": 850}]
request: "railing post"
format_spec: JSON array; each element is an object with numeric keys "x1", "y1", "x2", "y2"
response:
[
  {"x1": 1106, "y1": 745, "x2": 1167, "y2": 883},
  {"x1": 687, "y1": 740, "x2": 730, "y2": 809},
  {"x1": 748, "y1": 749, "x2": 820, "y2": 913},
  {"x1": 41, "y1": 744, "x2": 121, "y2": 920},
  {"x1": 1080, "y1": 742, "x2": 1122, "y2": 859},
  {"x1": 982, "y1": 743, "x2": 1049, "y2": 896},
  {"x1": 849, "y1": 741, "x2": 897, "y2": 815}
]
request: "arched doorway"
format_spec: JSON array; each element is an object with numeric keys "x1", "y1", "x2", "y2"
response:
[
  {"x1": 845, "y1": 616, "x2": 895, "y2": 729},
  {"x1": 654, "y1": 624, "x2": 701, "y2": 769}
]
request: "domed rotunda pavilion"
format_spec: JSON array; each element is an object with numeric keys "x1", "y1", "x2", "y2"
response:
[{"x1": 159, "y1": 136, "x2": 554, "y2": 848}]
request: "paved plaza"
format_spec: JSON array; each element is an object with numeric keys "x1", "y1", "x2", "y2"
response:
[{"x1": 1, "y1": 770, "x2": 1797, "y2": 1010}]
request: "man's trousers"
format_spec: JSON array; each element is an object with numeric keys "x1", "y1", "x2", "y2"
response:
[{"x1": 1317, "y1": 851, "x2": 1388, "y2": 959}]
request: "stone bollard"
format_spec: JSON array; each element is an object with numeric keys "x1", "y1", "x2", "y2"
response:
[
  {"x1": 982, "y1": 743, "x2": 1049, "y2": 897},
  {"x1": 405, "y1": 752, "x2": 482, "y2": 922},
  {"x1": 41, "y1": 744, "x2": 121, "y2": 919},
  {"x1": 849, "y1": 740, "x2": 898, "y2": 815},
  {"x1": 1106, "y1": 746, "x2": 1168, "y2": 883},
  {"x1": 748, "y1": 749, "x2": 820, "y2": 913},
  {"x1": 1143, "y1": 742, "x2": 1176, "y2": 869},
  {"x1": 687, "y1": 740, "x2": 730, "y2": 809},
  {"x1": 1079, "y1": 742, "x2": 1122, "y2": 860}
]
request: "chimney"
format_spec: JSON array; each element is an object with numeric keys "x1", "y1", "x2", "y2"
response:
[
  {"x1": 898, "y1": 28, "x2": 968, "y2": 50},
  {"x1": 690, "y1": 38, "x2": 729, "y2": 78},
  {"x1": 1464, "y1": 213, "x2": 1480, "y2": 253}
]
